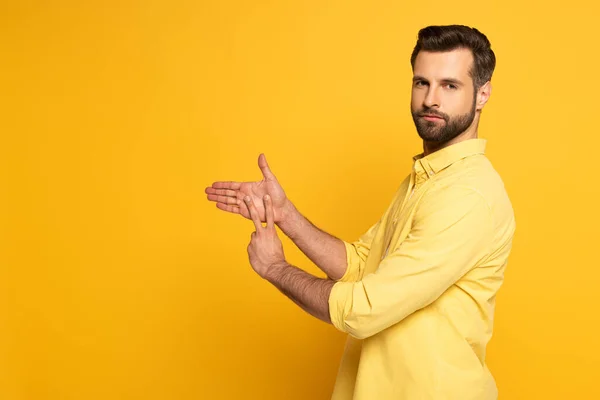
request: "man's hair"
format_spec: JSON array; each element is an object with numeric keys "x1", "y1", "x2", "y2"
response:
[{"x1": 410, "y1": 25, "x2": 496, "y2": 90}]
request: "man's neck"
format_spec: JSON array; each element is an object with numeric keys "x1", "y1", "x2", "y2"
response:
[{"x1": 422, "y1": 129, "x2": 478, "y2": 157}]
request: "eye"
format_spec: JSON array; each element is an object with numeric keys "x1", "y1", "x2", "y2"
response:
[
  {"x1": 414, "y1": 80, "x2": 428, "y2": 87},
  {"x1": 445, "y1": 83, "x2": 458, "y2": 90}
]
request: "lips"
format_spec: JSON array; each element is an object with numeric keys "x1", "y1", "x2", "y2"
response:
[{"x1": 421, "y1": 114, "x2": 443, "y2": 119}]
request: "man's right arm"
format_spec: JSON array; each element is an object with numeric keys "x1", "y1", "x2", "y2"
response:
[{"x1": 205, "y1": 153, "x2": 376, "y2": 280}]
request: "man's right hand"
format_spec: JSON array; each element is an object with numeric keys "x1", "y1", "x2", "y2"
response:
[
  {"x1": 207, "y1": 153, "x2": 349, "y2": 281},
  {"x1": 205, "y1": 154, "x2": 291, "y2": 224}
]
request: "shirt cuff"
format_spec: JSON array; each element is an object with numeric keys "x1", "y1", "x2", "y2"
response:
[
  {"x1": 328, "y1": 279, "x2": 354, "y2": 334},
  {"x1": 338, "y1": 240, "x2": 361, "y2": 282}
]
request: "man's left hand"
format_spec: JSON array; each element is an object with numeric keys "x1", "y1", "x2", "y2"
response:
[{"x1": 245, "y1": 194, "x2": 286, "y2": 279}]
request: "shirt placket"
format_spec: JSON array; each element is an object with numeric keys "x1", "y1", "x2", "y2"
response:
[{"x1": 381, "y1": 167, "x2": 419, "y2": 260}]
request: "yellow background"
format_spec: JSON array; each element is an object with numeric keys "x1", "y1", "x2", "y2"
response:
[{"x1": 2, "y1": 1, "x2": 598, "y2": 399}]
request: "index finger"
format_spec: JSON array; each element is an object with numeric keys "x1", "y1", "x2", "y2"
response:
[
  {"x1": 212, "y1": 181, "x2": 242, "y2": 190},
  {"x1": 244, "y1": 196, "x2": 263, "y2": 231}
]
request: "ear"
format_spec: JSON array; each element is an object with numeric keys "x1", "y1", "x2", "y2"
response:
[{"x1": 476, "y1": 81, "x2": 492, "y2": 111}]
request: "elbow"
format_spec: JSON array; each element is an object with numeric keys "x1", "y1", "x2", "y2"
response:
[
  {"x1": 340, "y1": 318, "x2": 389, "y2": 340},
  {"x1": 337, "y1": 306, "x2": 416, "y2": 340},
  {"x1": 330, "y1": 280, "x2": 409, "y2": 339},
  {"x1": 348, "y1": 329, "x2": 375, "y2": 340}
]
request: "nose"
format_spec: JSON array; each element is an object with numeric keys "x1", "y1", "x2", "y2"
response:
[{"x1": 423, "y1": 86, "x2": 440, "y2": 109}]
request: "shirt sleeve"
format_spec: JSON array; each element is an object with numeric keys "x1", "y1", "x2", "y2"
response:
[
  {"x1": 328, "y1": 185, "x2": 494, "y2": 339},
  {"x1": 338, "y1": 220, "x2": 381, "y2": 282}
]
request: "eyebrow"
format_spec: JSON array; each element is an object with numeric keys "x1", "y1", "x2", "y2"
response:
[{"x1": 412, "y1": 76, "x2": 465, "y2": 86}]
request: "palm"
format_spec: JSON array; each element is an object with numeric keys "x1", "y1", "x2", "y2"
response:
[
  {"x1": 238, "y1": 179, "x2": 286, "y2": 221},
  {"x1": 205, "y1": 154, "x2": 288, "y2": 223}
]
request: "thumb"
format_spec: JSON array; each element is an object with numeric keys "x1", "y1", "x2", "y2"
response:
[{"x1": 258, "y1": 153, "x2": 276, "y2": 180}]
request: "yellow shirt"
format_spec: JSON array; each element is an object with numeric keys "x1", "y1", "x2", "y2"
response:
[{"x1": 328, "y1": 138, "x2": 515, "y2": 400}]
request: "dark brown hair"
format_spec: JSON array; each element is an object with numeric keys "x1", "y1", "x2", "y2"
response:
[{"x1": 410, "y1": 25, "x2": 496, "y2": 90}]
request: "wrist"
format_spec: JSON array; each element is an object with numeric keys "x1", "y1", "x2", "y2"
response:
[
  {"x1": 276, "y1": 200, "x2": 299, "y2": 230},
  {"x1": 264, "y1": 260, "x2": 289, "y2": 283}
]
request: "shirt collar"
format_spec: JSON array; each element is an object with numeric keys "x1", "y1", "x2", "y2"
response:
[{"x1": 411, "y1": 138, "x2": 487, "y2": 184}]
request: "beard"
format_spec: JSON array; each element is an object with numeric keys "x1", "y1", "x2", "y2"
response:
[{"x1": 411, "y1": 98, "x2": 477, "y2": 143}]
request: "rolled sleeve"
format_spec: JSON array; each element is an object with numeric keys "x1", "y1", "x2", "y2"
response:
[
  {"x1": 328, "y1": 186, "x2": 494, "y2": 339},
  {"x1": 338, "y1": 221, "x2": 380, "y2": 282}
]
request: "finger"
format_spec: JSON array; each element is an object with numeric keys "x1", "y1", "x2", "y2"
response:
[
  {"x1": 205, "y1": 187, "x2": 237, "y2": 197},
  {"x1": 211, "y1": 181, "x2": 242, "y2": 190},
  {"x1": 264, "y1": 194, "x2": 274, "y2": 229},
  {"x1": 207, "y1": 193, "x2": 241, "y2": 205},
  {"x1": 244, "y1": 196, "x2": 263, "y2": 231},
  {"x1": 216, "y1": 203, "x2": 241, "y2": 214},
  {"x1": 258, "y1": 154, "x2": 276, "y2": 181}
]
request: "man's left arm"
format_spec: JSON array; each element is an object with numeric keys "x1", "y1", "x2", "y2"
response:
[
  {"x1": 244, "y1": 195, "x2": 335, "y2": 324},
  {"x1": 245, "y1": 186, "x2": 494, "y2": 335},
  {"x1": 265, "y1": 261, "x2": 335, "y2": 324}
]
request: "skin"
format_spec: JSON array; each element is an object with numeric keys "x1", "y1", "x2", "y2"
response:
[
  {"x1": 245, "y1": 194, "x2": 334, "y2": 323},
  {"x1": 411, "y1": 48, "x2": 491, "y2": 156},
  {"x1": 205, "y1": 47, "x2": 493, "y2": 324}
]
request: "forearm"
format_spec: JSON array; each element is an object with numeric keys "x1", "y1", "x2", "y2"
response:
[
  {"x1": 265, "y1": 261, "x2": 335, "y2": 324},
  {"x1": 277, "y1": 201, "x2": 348, "y2": 280}
]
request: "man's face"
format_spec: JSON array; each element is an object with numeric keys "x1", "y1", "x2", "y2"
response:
[{"x1": 411, "y1": 48, "x2": 477, "y2": 143}]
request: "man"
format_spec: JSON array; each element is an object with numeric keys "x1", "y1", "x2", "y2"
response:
[{"x1": 205, "y1": 25, "x2": 515, "y2": 400}]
